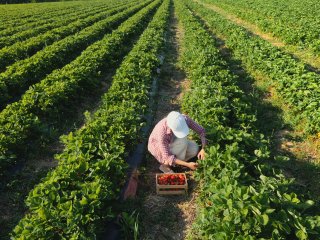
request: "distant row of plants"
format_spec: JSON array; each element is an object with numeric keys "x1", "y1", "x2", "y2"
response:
[
  {"x1": 0, "y1": 2, "x2": 111, "y2": 48},
  {"x1": 0, "y1": 1, "x2": 101, "y2": 34},
  {"x1": 1, "y1": 0, "x2": 101, "y2": 4},
  {"x1": 176, "y1": 0, "x2": 320, "y2": 238},
  {"x1": 0, "y1": 0, "x2": 148, "y2": 108},
  {"x1": 0, "y1": 0, "x2": 107, "y2": 29},
  {"x1": 0, "y1": 0, "x2": 134, "y2": 71},
  {"x1": 204, "y1": 0, "x2": 320, "y2": 54}
]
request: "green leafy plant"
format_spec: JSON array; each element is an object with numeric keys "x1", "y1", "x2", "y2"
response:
[{"x1": 120, "y1": 211, "x2": 140, "y2": 240}]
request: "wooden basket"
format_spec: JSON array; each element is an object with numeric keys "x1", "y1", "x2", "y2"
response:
[{"x1": 156, "y1": 173, "x2": 188, "y2": 195}]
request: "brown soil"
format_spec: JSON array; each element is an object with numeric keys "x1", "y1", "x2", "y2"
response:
[
  {"x1": 275, "y1": 129, "x2": 320, "y2": 164},
  {"x1": 137, "y1": 8, "x2": 198, "y2": 240}
]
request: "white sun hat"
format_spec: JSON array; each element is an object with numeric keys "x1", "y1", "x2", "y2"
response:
[{"x1": 167, "y1": 111, "x2": 189, "y2": 138}]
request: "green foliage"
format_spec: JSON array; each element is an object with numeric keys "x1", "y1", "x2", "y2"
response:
[
  {"x1": 11, "y1": 0, "x2": 170, "y2": 238},
  {"x1": 120, "y1": 211, "x2": 140, "y2": 240},
  {"x1": 204, "y1": 0, "x2": 320, "y2": 54},
  {"x1": 0, "y1": 1, "x2": 105, "y2": 31},
  {"x1": 186, "y1": 0, "x2": 320, "y2": 135},
  {"x1": 175, "y1": 0, "x2": 320, "y2": 238},
  {"x1": 0, "y1": 0, "x2": 161, "y2": 176},
  {"x1": 0, "y1": 0, "x2": 138, "y2": 71},
  {"x1": 0, "y1": 3, "x2": 111, "y2": 48},
  {"x1": 1, "y1": 0, "x2": 95, "y2": 4},
  {"x1": 0, "y1": 0, "x2": 150, "y2": 108}
]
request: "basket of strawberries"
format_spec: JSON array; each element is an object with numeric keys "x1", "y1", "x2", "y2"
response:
[{"x1": 156, "y1": 173, "x2": 188, "y2": 195}]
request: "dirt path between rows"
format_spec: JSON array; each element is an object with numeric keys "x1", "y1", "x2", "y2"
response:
[
  {"x1": 196, "y1": 0, "x2": 320, "y2": 72},
  {"x1": 137, "y1": 7, "x2": 198, "y2": 240}
]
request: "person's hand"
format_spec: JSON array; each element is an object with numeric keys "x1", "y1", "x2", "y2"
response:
[
  {"x1": 197, "y1": 148, "x2": 205, "y2": 160},
  {"x1": 188, "y1": 162, "x2": 198, "y2": 170}
]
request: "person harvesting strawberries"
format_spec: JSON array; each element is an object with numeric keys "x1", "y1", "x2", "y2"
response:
[{"x1": 148, "y1": 111, "x2": 206, "y2": 173}]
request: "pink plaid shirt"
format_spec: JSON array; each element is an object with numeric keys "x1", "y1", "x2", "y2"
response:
[{"x1": 148, "y1": 115, "x2": 206, "y2": 166}]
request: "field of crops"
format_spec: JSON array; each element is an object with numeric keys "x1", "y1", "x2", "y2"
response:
[
  {"x1": 1, "y1": 0, "x2": 320, "y2": 239},
  {"x1": 202, "y1": 0, "x2": 320, "y2": 54}
]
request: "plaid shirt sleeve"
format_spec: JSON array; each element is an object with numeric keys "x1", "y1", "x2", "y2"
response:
[
  {"x1": 184, "y1": 115, "x2": 207, "y2": 148},
  {"x1": 148, "y1": 119, "x2": 176, "y2": 166},
  {"x1": 158, "y1": 132, "x2": 176, "y2": 166}
]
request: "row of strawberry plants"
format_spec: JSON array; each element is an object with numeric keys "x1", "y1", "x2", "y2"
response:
[
  {"x1": 0, "y1": 0, "x2": 102, "y2": 24},
  {"x1": 186, "y1": 0, "x2": 320, "y2": 134},
  {"x1": 0, "y1": 0, "x2": 129, "y2": 37},
  {"x1": 0, "y1": 3, "x2": 71, "y2": 21},
  {"x1": 0, "y1": 0, "x2": 148, "y2": 109},
  {"x1": 203, "y1": 0, "x2": 320, "y2": 54},
  {"x1": 0, "y1": 1, "x2": 88, "y2": 30},
  {"x1": 0, "y1": 0, "x2": 120, "y2": 37},
  {"x1": 0, "y1": 0, "x2": 161, "y2": 177},
  {"x1": 0, "y1": 1, "x2": 136, "y2": 71},
  {"x1": 11, "y1": 0, "x2": 170, "y2": 238},
  {"x1": 0, "y1": 5, "x2": 82, "y2": 35},
  {"x1": 176, "y1": 0, "x2": 320, "y2": 238},
  {"x1": 0, "y1": 1, "x2": 121, "y2": 48}
]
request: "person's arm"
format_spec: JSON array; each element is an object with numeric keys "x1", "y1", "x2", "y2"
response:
[
  {"x1": 197, "y1": 148, "x2": 205, "y2": 160},
  {"x1": 175, "y1": 159, "x2": 198, "y2": 170},
  {"x1": 158, "y1": 134, "x2": 176, "y2": 166},
  {"x1": 159, "y1": 135, "x2": 198, "y2": 170},
  {"x1": 185, "y1": 115, "x2": 206, "y2": 160}
]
